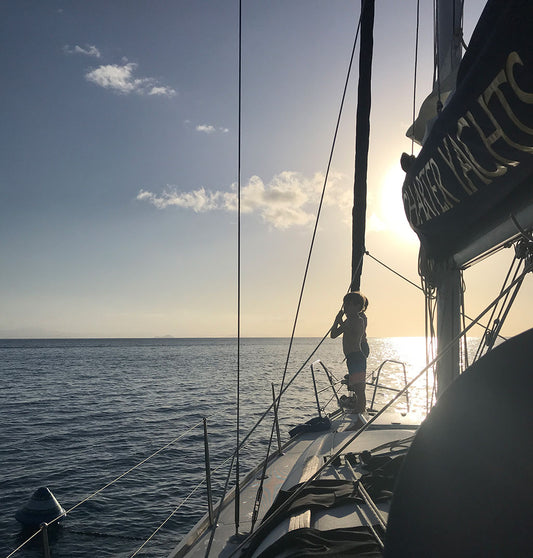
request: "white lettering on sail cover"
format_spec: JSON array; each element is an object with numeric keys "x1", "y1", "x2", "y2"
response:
[{"x1": 404, "y1": 51, "x2": 533, "y2": 226}]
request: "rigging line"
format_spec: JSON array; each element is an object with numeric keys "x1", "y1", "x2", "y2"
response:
[
  {"x1": 411, "y1": 0, "x2": 421, "y2": 156},
  {"x1": 369, "y1": 248, "x2": 507, "y2": 341},
  {"x1": 235, "y1": 0, "x2": 242, "y2": 536},
  {"x1": 205, "y1": 451, "x2": 238, "y2": 557},
  {"x1": 223, "y1": 330, "x2": 332, "y2": 469},
  {"x1": 366, "y1": 250, "x2": 423, "y2": 291},
  {"x1": 250, "y1": 406, "x2": 278, "y2": 532},
  {"x1": 10, "y1": 414, "x2": 233, "y2": 557},
  {"x1": 132, "y1": 449, "x2": 237, "y2": 557},
  {"x1": 6, "y1": 531, "x2": 41, "y2": 558},
  {"x1": 61, "y1": 418, "x2": 207, "y2": 519},
  {"x1": 227, "y1": 263, "x2": 532, "y2": 558},
  {"x1": 473, "y1": 253, "x2": 522, "y2": 360},
  {"x1": 460, "y1": 275, "x2": 469, "y2": 370},
  {"x1": 491, "y1": 257, "x2": 522, "y2": 328},
  {"x1": 276, "y1": 1, "x2": 365, "y2": 403},
  {"x1": 130, "y1": 478, "x2": 208, "y2": 557},
  {"x1": 492, "y1": 271, "x2": 525, "y2": 342},
  {"x1": 204, "y1": 336, "x2": 335, "y2": 552},
  {"x1": 475, "y1": 256, "x2": 525, "y2": 360}
]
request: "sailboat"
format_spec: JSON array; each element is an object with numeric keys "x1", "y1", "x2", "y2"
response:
[{"x1": 168, "y1": 0, "x2": 533, "y2": 556}]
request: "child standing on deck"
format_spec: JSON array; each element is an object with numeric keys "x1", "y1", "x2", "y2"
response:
[{"x1": 331, "y1": 291, "x2": 369, "y2": 413}]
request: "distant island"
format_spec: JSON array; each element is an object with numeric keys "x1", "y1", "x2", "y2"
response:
[{"x1": 155, "y1": 335, "x2": 175, "y2": 338}]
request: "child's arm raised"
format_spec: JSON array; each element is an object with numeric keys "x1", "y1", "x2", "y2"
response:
[{"x1": 330, "y1": 310, "x2": 344, "y2": 339}]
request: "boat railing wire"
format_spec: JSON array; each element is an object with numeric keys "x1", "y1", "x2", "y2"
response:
[
  {"x1": 5, "y1": 335, "x2": 330, "y2": 558},
  {"x1": 5, "y1": 417, "x2": 221, "y2": 558}
]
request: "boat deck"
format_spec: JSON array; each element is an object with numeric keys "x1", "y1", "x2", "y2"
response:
[{"x1": 169, "y1": 410, "x2": 419, "y2": 557}]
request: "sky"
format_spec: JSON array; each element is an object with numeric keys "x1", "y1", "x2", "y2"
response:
[{"x1": 1, "y1": 0, "x2": 530, "y2": 339}]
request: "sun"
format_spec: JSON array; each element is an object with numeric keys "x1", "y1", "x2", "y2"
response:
[{"x1": 380, "y1": 163, "x2": 419, "y2": 243}]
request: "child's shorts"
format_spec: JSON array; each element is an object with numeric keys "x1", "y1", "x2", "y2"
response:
[{"x1": 346, "y1": 351, "x2": 367, "y2": 383}]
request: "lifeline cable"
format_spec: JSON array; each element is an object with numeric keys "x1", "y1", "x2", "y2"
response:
[
  {"x1": 5, "y1": 418, "x2": 208, "y2": 558},
  {"x1": 132, "y1": 460, "x2": 228, "y2": 557}
]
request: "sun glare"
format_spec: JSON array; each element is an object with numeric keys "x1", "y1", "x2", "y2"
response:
[{"x1": 380, "y1": 163, "x2": 418, "y2": 243}]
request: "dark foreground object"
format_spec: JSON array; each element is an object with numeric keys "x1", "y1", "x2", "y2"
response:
[{"x1": 385, "y1": 329, "x2": 533, "y2": 557}]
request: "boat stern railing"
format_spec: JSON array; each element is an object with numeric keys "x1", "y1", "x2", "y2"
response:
[
  {"x1": 367, "y1": 359, "x2": 410, "y2": 413},
  {"x1": 310, "y1": 358, "x2": 410, "y2": 415},
  {"x1": 310, "y1": 360, "x2": 342, "y2": 415}
]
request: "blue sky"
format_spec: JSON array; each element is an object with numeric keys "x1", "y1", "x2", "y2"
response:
[{"x1": 1, "y1": 0, "x2": 529, "y2": 338}]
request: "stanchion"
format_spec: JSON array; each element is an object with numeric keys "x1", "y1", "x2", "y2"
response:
[
  {"x1": 40, "y1": 523, "x2": 51, "y2": 558},
  {"x1": 271, "y1": 384, "x2": 282, "y2": 455},
  {"x1": 203, "y1": 417, "x2": 214, "y2": 525}
]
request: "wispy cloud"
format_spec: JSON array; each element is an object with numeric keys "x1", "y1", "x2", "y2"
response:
[
  {"x1": 196, "y1": 124, "x2": 229, "y2": 134},
  {"x1": 137, "y1": 187, "x2": 224, "y2": 212},
  {"x1": 85, "y1": 62, "x2": 176, "y2": 97},
  {"x1": 63, "y1": 44, "x2": 101, "y2": 58},
  {"x1": 137, "y1": 171, "x2": 350, "y2": 229},
  {"x1": 64, "y1": 43, "x2": 176, "y2": 98}
]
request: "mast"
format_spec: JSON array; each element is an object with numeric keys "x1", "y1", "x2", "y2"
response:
[
  {"x1": 432, "y1": 0, "x2": 463, "y2": 397},
  {"x1": 435, "y1": 263, "x2": 462, "y2": 397},
  {"x1": 351, "y1": 0, "x2": 374, "y2": 292}
]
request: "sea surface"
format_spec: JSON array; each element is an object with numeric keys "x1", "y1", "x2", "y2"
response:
[{"x1": 0, "y1": 337, "x2": 459, "y2": 558}]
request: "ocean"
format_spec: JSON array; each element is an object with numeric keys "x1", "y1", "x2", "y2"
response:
[{"x1": 1, "y1": 337, "x2": 442, "y2": 558}]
